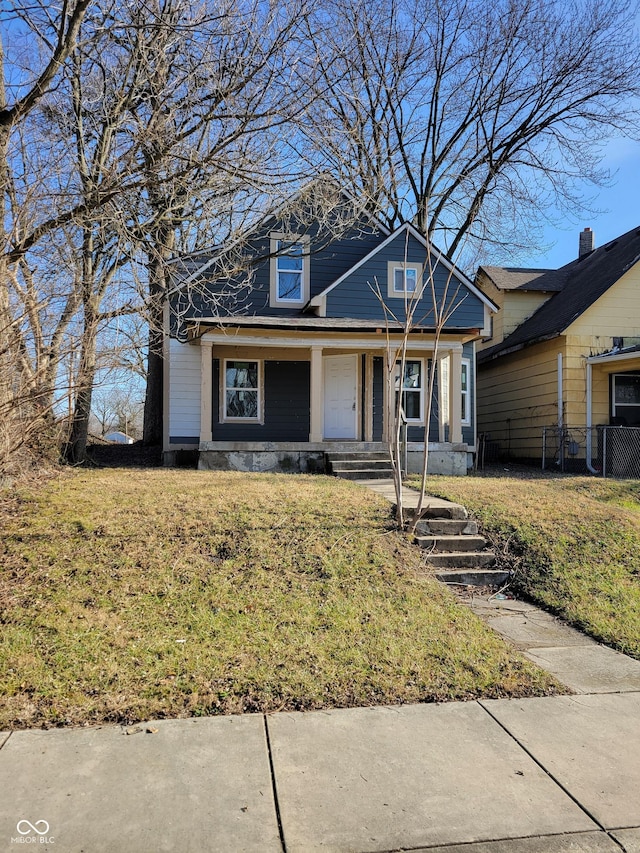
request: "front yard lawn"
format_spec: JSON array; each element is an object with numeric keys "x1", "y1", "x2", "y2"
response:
[
  {"x1": 0, "y1": 469, "x2": 559, "y2": 728},
  {"x1": 407, "y1": 469, "x2": 640, "y2": 658}
]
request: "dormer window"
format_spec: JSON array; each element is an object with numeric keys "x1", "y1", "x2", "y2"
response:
[
  {"x1": 276, "y1": 241, "x2": 303, "y2": 300},
  {"x1": 270, "y1": 233, "x2": 310, "y2": 307},
  {"x1": 387, "y1": 261, "x2": 422, "y2": 298}
]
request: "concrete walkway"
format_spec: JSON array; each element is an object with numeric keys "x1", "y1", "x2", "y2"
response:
[
  {"x1": 2, "y1": 479, "x2": 640, "y2": 852},
  {"x1": 2, "y1": 690, "x2": 640, "y2": 852}
]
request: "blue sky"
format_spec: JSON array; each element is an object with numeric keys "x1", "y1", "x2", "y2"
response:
[{"x1": 518, "y1": 135, "x2": 640, "y2": 269}]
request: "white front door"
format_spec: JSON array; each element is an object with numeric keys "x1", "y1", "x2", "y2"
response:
[{"x1": 324, "y1": 354, "x2": 358, "y2": 439}]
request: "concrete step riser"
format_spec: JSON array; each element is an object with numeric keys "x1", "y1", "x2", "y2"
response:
[
  {"x1": 436, "y1": 569, "x2": 510, "y2": 586},
  {"x1": 415, "y1": 519, "x2": 478, "y2": 536},
  {"x1": 326, "y1": 451, "x2": 389, "y2": 462},
  {"x1": 415, "y1": 535, "x2": 488, "y2": 553},
  {"x1": 334, "y1": 469, "x2": 394, "y2": 480},
  {"x1": 330, "y1": 460, "x2": 395, "y2": 470},
  {"x1": 426, "y1": 552, "x2": 496, "y2": 569}
]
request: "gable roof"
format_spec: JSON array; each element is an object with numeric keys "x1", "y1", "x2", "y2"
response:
[
  {"x1": 310, "y1": 222, "x2": 498, "y2": 313},
  {"x1": 166, "y1": 178, "x2": 391, "y2": 291},
  {"x1": 478, "y1": 224, "x2": 640, "y2": 363}
]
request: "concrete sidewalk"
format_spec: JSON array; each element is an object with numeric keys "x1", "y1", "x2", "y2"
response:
[{"x1": 1, "y1": 690, "x2": 640, "y2": 852}]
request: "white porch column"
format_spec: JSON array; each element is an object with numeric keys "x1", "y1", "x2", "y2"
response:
[
  {"x1": 436, "y1": 354, "x2": 449, "y2": 443},
  {"x1": 200, "y1": 339, "x2": 213, "y2": 443},
  {"x1": 449, "y1": 347, "x2": 463, "y2": 443},
  {"x1": 309, "y1": 345, "x2": 323, "y2": 442}
]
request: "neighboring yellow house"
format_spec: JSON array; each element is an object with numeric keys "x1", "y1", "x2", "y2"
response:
[{"x1": 476, "y1": 226, "x2": 640, "y2": 471}]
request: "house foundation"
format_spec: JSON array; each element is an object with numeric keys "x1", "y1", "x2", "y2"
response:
[{"x1": 165, "y1": 441, "x2": 471, "y2": 475}]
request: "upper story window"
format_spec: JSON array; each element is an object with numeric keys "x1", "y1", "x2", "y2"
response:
[
  {"x1": 270, "y1": 233, "x2": 310, "y2": 307},
  {"x1": 387, "y1": 261, "x2": 423, "y2": 299},
  {"x1": 276, "y1": 241, "x2": 303, "y2": 300}
]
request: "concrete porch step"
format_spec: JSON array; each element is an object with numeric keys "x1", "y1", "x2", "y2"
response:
[
  {"x1": 329, "y1": 458, "x2": 395, "y2": 471},
  {"x1": 328, "y1": 451, "x2": 394, "y2": 481},
  {"x1": 415, "y1": 534, "x2": 488, "y2": 553},
  {"x1": 326, "y1": 452, "x2": 391, "y2": 463},
  {"x1": 332, "y1": 467, "x2": 394, "y2": 480}
]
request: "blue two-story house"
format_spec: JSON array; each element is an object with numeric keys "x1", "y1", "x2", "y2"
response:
[{"x1": 163, "y1": 189, "x2": 496, "y2": 474}]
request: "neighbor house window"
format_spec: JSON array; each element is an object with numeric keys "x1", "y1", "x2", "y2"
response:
[
  {"x1": 612, "y1": 373, "x2": 640, "y2": 425},
  {"x1": 387, "y1": 262, "x2": 422, "y2": 298},
  {"x1": 223, "y1": 360, "x2": 262, "y2": 422},
  {"x1": 395, "y1": 359, "x2": 424, "y2": 423},
  {"x1": 461, "y1": 358, "x2": 471, "y2": 426},
  {"x1": 270, "y1": 233, "x2": 310, "y2": 307}
]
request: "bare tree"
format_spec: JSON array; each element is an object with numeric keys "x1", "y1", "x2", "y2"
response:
[
  {"x1": 301, "y1": 0, "x2": 640, "y2": 263},
  {"x1": 0, "y1": 0, "x2": 312, "y2": 468},
  {"x1": 110, "y1": 0, "x2": 312, "y2": 445},
  {"x1": 370, "y1": 231, "x2": 468, "y2": 528},
  {"x1": 0, "y1": 1, "x2": 92, "y2": 472}
]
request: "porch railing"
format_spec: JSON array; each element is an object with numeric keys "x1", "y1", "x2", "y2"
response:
[{"x1": 542, "y1": 425, "x2": 640, "y2": 478}]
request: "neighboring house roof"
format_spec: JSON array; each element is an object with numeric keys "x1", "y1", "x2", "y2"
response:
[
  {"x1": 104, "y1": 431, "x2": 135, "y2": 444},
  {"x1": 479, "y1": 266, "x2": 565, "y2": 292},
  {"x1": 478, "y1": 224, "x2": 640, "y2": 363}
]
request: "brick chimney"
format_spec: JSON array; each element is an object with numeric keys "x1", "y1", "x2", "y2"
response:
[{"x1": 579, "y1": 227, "x2": 595, "y2": 258}]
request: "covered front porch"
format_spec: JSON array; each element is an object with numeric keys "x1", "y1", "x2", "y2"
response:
[{"x1": 193, "y1": 326, "x2": 471, "y2": 475}]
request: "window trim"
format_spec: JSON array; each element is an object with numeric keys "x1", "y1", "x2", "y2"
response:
[
  {"x1": 395, "y1": 357, "x2": 425, "y2": 425},
  {"x1": 387, "y1": 261, "x2": 423, "y2": 299},
  {"x1": 221, "y1": 359, "x2": 263, "y2": 424},
  {"x1": 270, "y1": 232, "x2": 310, "y2": 307},
  {"x1": 461, "y1": 357, "x2": 471, "y2": 427}
]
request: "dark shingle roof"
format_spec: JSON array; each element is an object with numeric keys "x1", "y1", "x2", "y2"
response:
[
  {"x1": 480, "y1": 266, "x2": 566, "y2": 292},
  {"x1": 478, "y1": 225, "x2": 640, "y2": 363}
]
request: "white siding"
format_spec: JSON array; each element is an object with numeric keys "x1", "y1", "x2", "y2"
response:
[{"x1": 169, "y1": 338, "x2": 201, "y2": 439}]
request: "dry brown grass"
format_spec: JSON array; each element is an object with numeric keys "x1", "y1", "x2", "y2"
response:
[{"x1": 0, "y1": 468, "x2": 561, "y2": 728}]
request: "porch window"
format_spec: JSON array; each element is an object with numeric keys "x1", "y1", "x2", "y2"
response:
[
  {"x1": 223, "y1": 360, "x2": 262, "y2": 422},
  {"x1": 270, "y1": 233, "x2": 310, "y2": 306},
  {"x1": 395, "y1": 359, "x2": 424, "y2": 423}
]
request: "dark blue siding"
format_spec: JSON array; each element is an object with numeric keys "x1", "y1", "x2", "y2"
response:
[
  {"x1": 325, "y1": 232, "x2": 485, "y2": 329},
  {"x1": 212, "y1": 360, "x2": 310, "y2": 441},
  {"x1": 173, "y1": 215, "x2": 384, "y2": 329}
]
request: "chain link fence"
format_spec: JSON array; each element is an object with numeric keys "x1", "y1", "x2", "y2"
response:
[{"x1": 542, "y1": 425, "x2": 640, "y2": 478}]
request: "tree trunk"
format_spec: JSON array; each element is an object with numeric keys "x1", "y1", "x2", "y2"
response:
[
  {"x1": 142, "y1": 242, "x2": 170, "y2": 446},
  {"x1": 64, "y1": 299, "x2": 99, "y2": 464},
  {"x1": 143, "y1": 326, "x2": 163, "y2": 446}
]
